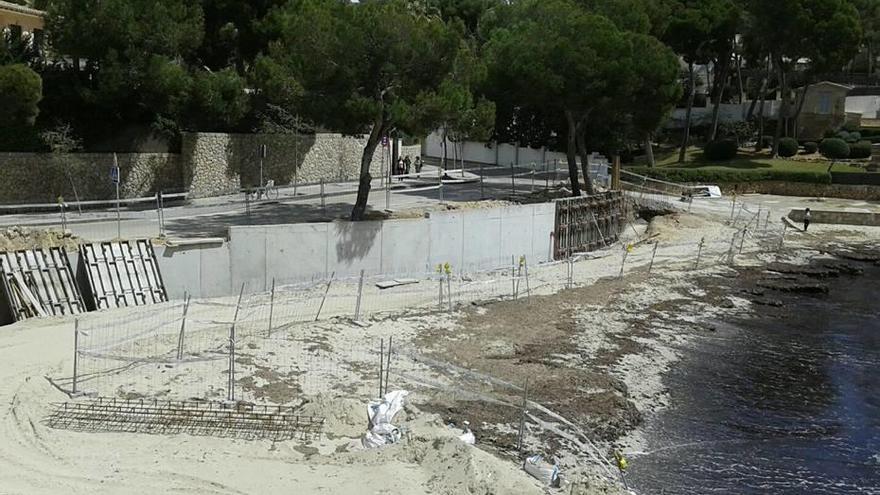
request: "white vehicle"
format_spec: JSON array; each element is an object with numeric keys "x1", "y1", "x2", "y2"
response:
[{"x1": 681, "y1": 185, "x2": 723, "y2": 201}]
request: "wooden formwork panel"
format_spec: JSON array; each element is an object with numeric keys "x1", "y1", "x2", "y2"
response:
[
  {"x1": 79, "y1": 240, "x2": 168, "y2": 310},
  {"x1": 553, "y1": 192, "x2": 626, "y2": 260},
  {"x1": 0, "y1": 247, "x2": 85, "y2": 322}
]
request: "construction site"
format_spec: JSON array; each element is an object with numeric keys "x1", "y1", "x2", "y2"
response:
[{"x1": 1, "y1": 165, "x2": 878, "y2": 494}]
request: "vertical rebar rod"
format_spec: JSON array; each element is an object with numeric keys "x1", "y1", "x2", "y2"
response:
[
  {"x1": 72, "y1": 319, "x2": 79, "y2": 394},
  {"x1": 694, "y1": 237, "x2": 705, "y2": 270},
  {"x1": 314, "y1": 272, "x2": 334, "y2": 321},
  {"x1": 156, "y1": 192, "x2": 163, "y2": 236},
  {"x1": 446, "y1": 273, "x2": 452, "y2": 313},
  {"x1": 591, "y1": 212, "x2": 607, "y2": 247},
  {"x1": 268, "y1": 277, "x2": 276, "y2": 336},
  {"x1": 523, "y1": 256, "x2": 531, "y2": 300},
  {"x1": 384, "y1": 336, "x2": 392, "y2": 396},
  {"x1": 727, "y1": 231, "x2": 738, "y2": 265},
  {"x1": 379, "y1": 338, "x2": 385, "y2": 399},
  {"x1": 739, "y1": 228, "x2": 748, "y2": 253},
  {"x1": 354, "y1": 269, "x2": 365, "y2": 320},
  {"x1": 438, "y1": 271, "x2": 444, "y2": 309},
  {"x1": 648, "y1": 242, "x2": 659, "y2": 274},
  {"x1": 730, "y1": 194, "x2": 737, "y2": 222},
  {"x1": 619, "y1": 247, "x2": 629, "y2": 279}
]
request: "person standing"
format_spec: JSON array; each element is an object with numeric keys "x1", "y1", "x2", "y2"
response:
[
  {"x1": 804, "y1": 207, "x2": 811, "y2": 231},
  {"x1": 414, "y1": 156, "x2": 422, "y2": 173},
  {"x1": 404, "y1": 156, "x2": 412, "y2": 176},
  {"x1": 397, "y1": 157, "x2": 405, "y2": 182}
]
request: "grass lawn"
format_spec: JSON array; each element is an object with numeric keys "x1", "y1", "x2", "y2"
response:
[{"x1": 637, "y1": 146, "x2": 869, "y2": 174}]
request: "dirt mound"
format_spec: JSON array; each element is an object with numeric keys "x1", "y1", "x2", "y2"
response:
[
  {"x1": 297, "y1": 394, "x2": 367, "y2": 438},
  {"x1": 645, "y1": 213, "x2": 717, "y2": 242},
  {"x1": 0, "y1": 226, "x2": 83, "y2": 252}
]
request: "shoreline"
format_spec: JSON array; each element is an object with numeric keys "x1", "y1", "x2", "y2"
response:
[{"x1": 0, "y1": 205, "x2": 877, "y2": 494}]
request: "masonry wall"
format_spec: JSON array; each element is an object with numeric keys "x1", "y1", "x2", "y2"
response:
[
  {"x1": 156, "y1": 202, "x2": 557, "y2": 298},
  {"x1": 0, "y1": 152, "x2": 180, "y2": 203},
  {"x1": 0, "y1": 132, "x2": 390, "y2": 202}
]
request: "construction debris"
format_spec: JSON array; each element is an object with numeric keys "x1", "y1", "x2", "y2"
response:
[
  {"x1": 79, "y1": 240, "x2": 168, "y2": 309},
  {"x1": 0, "y1": 247, "x2": 85, "y2": 322}
]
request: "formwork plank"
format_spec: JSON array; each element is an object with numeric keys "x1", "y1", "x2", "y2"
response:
[
  {"x1": 0, "y1": 248, "x2": 85, "y2": 322},
  {"x1": 80, "y1": 240, "x2": 168, "y2": 310}
]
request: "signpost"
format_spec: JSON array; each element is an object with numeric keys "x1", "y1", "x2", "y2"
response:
[
  {"x1": 259, "y1": 144, "x2": 268, "y2": 196},
  {"x1": 111, "y1": 154, "x2": 120, "y2": 239}
]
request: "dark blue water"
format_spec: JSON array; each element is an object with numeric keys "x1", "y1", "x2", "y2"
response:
[{"x1": 629, "y1": 263, "x2": 880, "y2": 494}]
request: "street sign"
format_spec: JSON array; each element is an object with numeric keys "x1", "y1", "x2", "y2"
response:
[
  {"x1": 382, "y1": 136, "x2": 389, "y2": 147},
  {"x1": 110, "y1": 166, "x2": 120, "y2": 184},
  {"x1": 260, "y1": 144, "x2": 268, "y2": 158}
]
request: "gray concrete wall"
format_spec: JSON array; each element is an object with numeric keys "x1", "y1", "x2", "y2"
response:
[
  {"x1": 788, "y1": 208, "x2": 880, "y2": 226},
  {"x1": 154, "y1": 203, "x2": 556, "y2": 297}
]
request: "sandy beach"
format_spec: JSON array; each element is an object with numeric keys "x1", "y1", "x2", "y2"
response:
[{"x1": 0, "y1": 194, "x2": 878, "y2": 494}]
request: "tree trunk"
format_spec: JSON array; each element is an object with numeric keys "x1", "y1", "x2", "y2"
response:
[
  {"x1": 736, "y1": 53, "x2": 745, "y2": 106},
  {"x1": 678, "y1": 62, "x2": 696, "y2": 164},
  {"x1": 772, "y1": 55, "x2": 788, "y2": 158},
  {"x1": 441, "y1": 127, "x2": 448, "y2": 170},
  {"x1": 791, "y1": 81, "x2": 811, "y2": 141},
  {"x1": 564, "y1": 110, "x2": 582, "y2": 197},
  {"x1": 350, "y1": 117, "x2": 386, "y2": 221},
  {"x1": 709, "y1": 51, "x2": 733, "y2": 141},
  {"x1": 576, "y1": 122, "x2": 595, "y2": 195},
  {"x1": 645, "y1": 132, "x2": 656, "y2": 168},
  {"x1": 869, "y1": 42, "x2": 874, "y2": 77},
  {"x1": 746, "y1": 74, "x2": 768, "y2": 121}
]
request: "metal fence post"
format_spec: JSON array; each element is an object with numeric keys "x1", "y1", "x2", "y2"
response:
[
  {"x1": 385, "y1": 336, "x2": 393, "y2": 396},
  {"x1": 314, "y1": 272, "x2": 335, "y2": 321},
  {"x1": 510, "y1": 162, "x2": 515, "y2": 196},
  {"x1": 511, "y1": 256, "x2": 517, "y2": 299},
  {"x1": 354, "y1": 269, "x2": 365, "y2": 320},
  {"x1": 479, "y1": 161, "x2": 485, "y2": 199},
  {"x1": 228, "y1": 283, "x2": 245, "y2": 402},
  {"x1": 268, "y1": 278, "x2": 276, "y2": 336},
  {"x1": 176, "y1": 294, "x2": 191, "y2": 360},
  {"x1": 72, "y1": 319, "x2": 79, "y2": 394},
  {"x1": 320, "y1": 179, "x2": 326, "y2": 214},
  {"x1": 619, "y1": 245, "x2": 629, "y2": 279},
  {"x1": 739, "y1": 228, "x2": 748, "y2": 253}
]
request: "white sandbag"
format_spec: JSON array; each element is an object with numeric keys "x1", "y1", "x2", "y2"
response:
[
  {"x1": 523, "y1": 454, "x2": 560, "y2": 487},
  {"x1": 362, "y1": 390, "x2": 409, "y2": 449},
  {"x1": 457, "y1": 421, "x2": 475, "y2": 445}
]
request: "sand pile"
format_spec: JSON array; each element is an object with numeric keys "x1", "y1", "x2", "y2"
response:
[
  {"x1": 0, "y1": 226, "x2": 83, "y2": 251},
  {"x1": 645, "y1": 213, "x2": 723, "y2": 243}
]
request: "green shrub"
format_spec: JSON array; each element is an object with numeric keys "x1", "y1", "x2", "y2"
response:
[
  {"x1": 836, "y1": 130, "x2": 851, "y2": 142},
  {"x1": 0, "y1": 64, "x2": 42, "y2": 126},
  {"x1": 626, "y1": 167, "x2": 832, "y2": 185},
  {"x1": 819, "y1": 138, "x2": 850, "y2": 159},
  {"x1": 777, "y1": 137, "x2": 799, "y2": 157},
  {"x1": 849, "y1": 140, "x2": 873, "y2": 159},
  {"x1": 760, "y1": 135, "x2": 775, "y2": 148},
  {"x1": 704, "y1": 139, "x2": 738, "y2": 161},
  {"x1": 803, "y1": 141, "x2": 818, "y2": 154}
]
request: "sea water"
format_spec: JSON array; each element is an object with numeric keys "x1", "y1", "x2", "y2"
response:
[{"x1": 628, "y1": 263, "x2": 880, "y2": 494}]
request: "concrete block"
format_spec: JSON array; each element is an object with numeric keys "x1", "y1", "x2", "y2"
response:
[
  {"x1": 264, "y1": 223, "x2": 330, "y2": 284},
  {"x1": 428, "y1": 210, "x2": 464, "y2": 270},
  {"x1": 229, "y1": 226, "x2": 268, "y2": 293}
]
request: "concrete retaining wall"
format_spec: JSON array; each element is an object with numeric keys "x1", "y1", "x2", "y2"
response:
[
  {"x1": 155, "y1": 203, "x2": 557, "y2": 298},
  {"x1": 787, "y1": 209, "x2": 880, "y2": 226}
]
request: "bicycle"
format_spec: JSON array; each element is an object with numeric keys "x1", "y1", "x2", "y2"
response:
[{"x1": 247, "y1": 180, "x2": 280, "y2": 201}]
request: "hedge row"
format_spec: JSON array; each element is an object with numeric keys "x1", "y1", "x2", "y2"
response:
[{"x1": 626, "y1": 167, "x2": 832, "y2": 185}]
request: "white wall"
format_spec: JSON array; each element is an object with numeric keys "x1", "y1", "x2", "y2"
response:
[
  {"x1": 846, "y1": 96, "x2": 880, "y2": 119},
  {"x1": 423, "y1": 132, "x2": 567, "y2": 166},
  {"x1": 667, "y1": 101, "x2": 781, "y2": 129}
]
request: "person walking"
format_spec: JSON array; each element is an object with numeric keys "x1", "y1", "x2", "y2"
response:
[
  {"x1": 404, "y1": 156, "x2": 412, "y2": 176},
  {"x1": 414, "y1": 156, "x2": 422, "y2": 173},
  {"x1": 803, "y1": 207, "x2": 811, "y2": 231},
  {"x1": 397, "y1": 157, "x2": 405, "y2": 182}
]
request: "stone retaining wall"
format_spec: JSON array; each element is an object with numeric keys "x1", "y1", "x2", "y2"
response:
[
  {"x1": 181, "y1": 132, "x2": 387, "y2": 198},
  {"x1": 0, "y1": 132, "x2": 391, "y2": 202},
  {"x1": 723, "y1": 181, "x2": 880, "y2": 201},
  {"x1": 0, "y1": 152, "x2": 180, "y2": 203}
]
